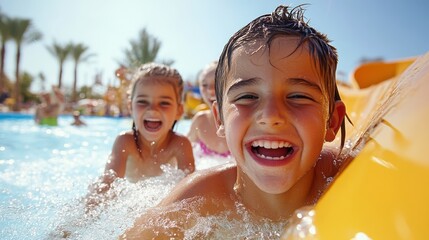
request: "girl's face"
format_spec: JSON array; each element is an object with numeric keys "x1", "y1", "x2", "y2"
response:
[
  {"x1": 130, "y1": 77, "x2": 183, "y2": 142},
  {"x1": 213, "y1": 36, "x2": 343, "y2": 194},
  {"x1": 199, "y1": 68, "x2": 216, "y2": 108}
]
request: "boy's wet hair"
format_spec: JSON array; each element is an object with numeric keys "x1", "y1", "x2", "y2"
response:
[
  {"x1": 128, "y1": 62, "x2": 184, "y2": 103},
  {"x1": 215, "y1": 4, "x2": 346, "y2": 149}
]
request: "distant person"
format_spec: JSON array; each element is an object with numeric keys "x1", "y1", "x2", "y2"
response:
[
  {"x1": 34, "y1": 85, "x2": 65, "y2": 126},
  {"x1": 86, "y1": 62, "x2": 195, "y2": 207},
  {"x1": 71, "y1": 111, "x2": 86, "y2": 126},
  {"x1": 0, "y1": 87, "x2": 9, "y2": 104},
  {"x1": 187, "y1": 61, "x2": 230, "y2": 157},
  {"x1": 122, "y1": 5, "x2": 347, "y2": 238}
]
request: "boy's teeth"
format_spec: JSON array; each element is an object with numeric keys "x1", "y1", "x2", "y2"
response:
[{"x1": 251, "y1": 140, "x2": 291, "y2": 149}]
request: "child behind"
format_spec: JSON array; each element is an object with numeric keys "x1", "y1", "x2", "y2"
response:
[
  {"x1": 71, "y1": 111, "x2": 86, "y2": 126},
  {"x1": 122, "y1": 5, "x2": 346, "y2": 238},
  {"x1": 187, "y1": 61, "x2": 230, "y2": 158},
  {"x1": 34, "y1": 85, "x2": 65, "y2": 126},
  {"x1": 87, "y1": 63, "x2": 195, "y2": 206}
]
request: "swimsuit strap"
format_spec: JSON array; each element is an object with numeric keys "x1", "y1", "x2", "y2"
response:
[{"x1": 199, "y1": 141, "x2": 230, "y2": 157}]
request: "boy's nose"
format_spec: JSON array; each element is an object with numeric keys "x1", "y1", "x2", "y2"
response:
[{"x1": 257, "y1": 98, "x2": 286, "y2": 126}]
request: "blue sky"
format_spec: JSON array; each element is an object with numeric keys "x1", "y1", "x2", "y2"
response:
[{"x1": 1, "y1": 0, "x2": 428, "y2": 92}]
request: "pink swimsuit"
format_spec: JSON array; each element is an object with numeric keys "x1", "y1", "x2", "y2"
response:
[{"x1": 199, "y1": 141, "x2": 231, "y2": 157}]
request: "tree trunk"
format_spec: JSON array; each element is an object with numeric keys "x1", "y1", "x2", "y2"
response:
[
  {"x1": 13, "y1": 45, "x2": 21, "y2": 112},
  {"x1": 72, "y1": 63, "x2": 78, "y2": 103},
  {"x1": 58, "y1": 64, "x2": 63, "y2": 89},
  {"x1": 0, "y1": 43, "x2": 5, "y2": 90}
]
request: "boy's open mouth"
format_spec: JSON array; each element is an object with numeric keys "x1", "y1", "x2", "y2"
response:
[
  {"x1": 250, "y1": 140, "x2": 294, "y2": 160},
  {"x1": 144, "y1": 119, "x2": 162, "y2": 131}
]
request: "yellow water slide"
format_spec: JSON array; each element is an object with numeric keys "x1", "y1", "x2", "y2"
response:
[
  {"x1": 351, "y1": 57, "x2": 416, "y2": 89},
  {"x1": 314, "y1": 53, "x2": 429, "y2": 239},
  {"x1": 283, "y1": 53, "x2": 429, "y2": 239}
]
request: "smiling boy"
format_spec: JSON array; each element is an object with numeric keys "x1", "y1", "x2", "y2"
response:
[{"x1": 122, "y1": 5, "x2": 346, "y2": 238}]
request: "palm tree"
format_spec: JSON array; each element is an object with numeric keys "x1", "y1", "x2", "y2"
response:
[
  {"x1": 0, "y1": 13, "x2": 12, "y2": 91},
  {"x1": 9, "y1": 17, "x2": 42, "y2": 111},
  {"x1": 70, "y1": 43, "x2": 93, "y2": 103},
  {"x1": 46, "y1": 41, "x2": 72, "y2": 88},
  {"x1": 38, "y1": 72, "x2": 46, "y2": 92},
  {"x1": 120, "y1": 28, "x2": 174, "y2": 68}
]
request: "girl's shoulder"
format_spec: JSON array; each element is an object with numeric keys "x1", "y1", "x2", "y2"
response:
[
  {"x1": 114, "y1": 130, "x2": 135, "y2": 145},
  {"x1": 192, "y1": 109, "x2": 212, "y2": 122},
  {"x1": 170, "y1": 131, "x2": 192, "y2": 146},
  {"x1": 171, "y1": 130, "x2": 189, "y2": 139}
]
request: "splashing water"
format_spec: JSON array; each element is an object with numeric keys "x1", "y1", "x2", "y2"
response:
[
  {"x1": 49, "y1": 165, "x2": 187, "y2": 239},
  {"x1": 0, "y1": 113, "x2": 355, "y2": 239},
  {"x1": 0, "y1": 114, "x2": 234, "y2": 239}
]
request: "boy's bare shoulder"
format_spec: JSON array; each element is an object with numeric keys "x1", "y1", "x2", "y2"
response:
[
  {"x1": 316, "y1": 148, "x2": 341, "y2": 178},
  {"x1": 160, "y1": 162, "x2": 237, "y2": 206}
]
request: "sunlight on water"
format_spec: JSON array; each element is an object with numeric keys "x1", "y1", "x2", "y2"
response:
[
  {"x1": 0, "y1": 114, "x2": 234, "y2": 239},
  {"x1": 1, "y1": 114, "x2": 339, "y2": 239},
  {"x1": 49, "y1": 165, "x2": 187, "y2": 239},
  {"x1": 0, "y1": 114, "x2": 353, "y2": 239}
]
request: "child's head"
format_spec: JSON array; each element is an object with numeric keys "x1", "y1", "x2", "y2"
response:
[
  {"x1": 215, "y1": 4, "x2": 345, "y2": 147},
  {"x1": 128, "y1": 62, "x2": 184, "y2": 104},
  {"x1": 212, "y1": 5, "x2": 346, "y2": 194},
  {"x1": 128, "y1": 63, "x2": 184, "y2": 140},
  {"x1": 198, "y1": 61, "x2": 218, "y2": 108},
  {"x1": 73, "y1": 110, "x2": 81, "y2": 119}
]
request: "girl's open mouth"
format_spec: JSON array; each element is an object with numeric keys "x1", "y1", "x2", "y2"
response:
[{"x1": 144, "y1": 119, "x2": 162, "y2": 132}]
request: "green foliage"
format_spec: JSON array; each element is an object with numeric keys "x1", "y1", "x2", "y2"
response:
[
  {"x1": 70, "y1": 42, "x2": 94, "y2": 102},
  {"x1": 8, "y1": 17, "x2": 42, "y2": 111},
  {"x1": 78, "y1": 85, "x2": 102, "y2": 100},
  {"x1": 46, "y1": 41, "x2": 72, "y2": 88},
  {"x1": 20, "y1": 72, "x2": 37, "y2": 103},
  {"x1": 120, "y1": 28, "x2": 174, "y2": 69}
]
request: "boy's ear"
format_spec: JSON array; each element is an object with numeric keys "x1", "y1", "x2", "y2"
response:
[
  {"x1": 211, "y1": 101, "x2": 225, "y2": 138},
  {"x1": 325, "y1": 100, "x2": 346, "y2": 142}
]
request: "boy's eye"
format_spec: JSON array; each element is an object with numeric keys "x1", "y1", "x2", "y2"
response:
[
  {"x1": 288, "y1": 93, "x2": 315, "y2": 102},
  {"x1": 234, "y1": 94, "x2": 258, "y2": 103},
  {"x1": 160, "y1": 101, "x2": 172, "y2": 106}
]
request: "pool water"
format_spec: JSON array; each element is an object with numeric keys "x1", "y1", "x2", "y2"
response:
[
  {"x1": 0, "y1": 113, "x2": 234, "y2": 239},
  {"x1": 1, "y1": 113, "x2": 290, "y2": 239}
]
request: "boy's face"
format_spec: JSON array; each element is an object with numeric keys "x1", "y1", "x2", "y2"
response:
[
  {"x1": 130, "y1": 77, "x2": 183, "y2": 142},
  {"x1": 213, "y1": 36, "x2": 340, "y2": 194},
  {"x1": 199, "y1": 68, "x2": 216, "y2": 107}
]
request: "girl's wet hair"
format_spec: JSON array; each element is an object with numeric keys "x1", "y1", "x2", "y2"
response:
[
  {"x1": 128, "y1": 62, "x2": 184, "y2": 103},
  {"x1": 215, "y1": 4, "x2": 347, "y2": 149}
]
